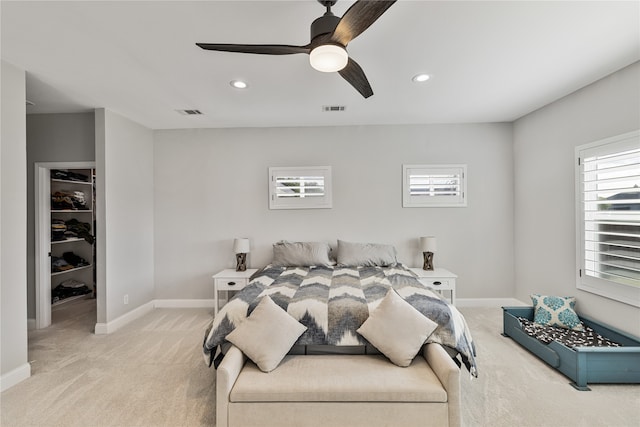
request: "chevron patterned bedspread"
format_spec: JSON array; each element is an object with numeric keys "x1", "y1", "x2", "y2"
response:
[{"x1": 203, "y1": 264, "x2": 477, "y2": 376}]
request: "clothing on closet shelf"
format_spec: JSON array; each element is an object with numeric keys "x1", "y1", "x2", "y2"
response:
[
  {"x1": 51, "y1": 256, "x2": 74, "y2": 272},
  {"x1": 51, "y1": 219, "x2": 67, "y2": 241},
  {"x1": 52, "y1": 278, "x2": 91, "y2": 304},
  {"x1": 51, "y1": 169, "x2": 89, "y2": 182},
  {"x1": 51, "y1": 190, "x2": 88, "y2": 210},
  {"x1": 51, "y1": 252, "x2": 90, "y2": 273},
  {"x1": 51, "y1": 218, "x2": 94, "y2": 243}
]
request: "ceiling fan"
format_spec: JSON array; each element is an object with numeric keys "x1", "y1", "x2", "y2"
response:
[{"x1": 196, "y1": 0, "x2": 397, "y2": 98}]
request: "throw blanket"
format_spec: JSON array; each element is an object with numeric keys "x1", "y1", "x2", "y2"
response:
[{"x1": 204, "y1": 264, "x2": 478, "y2": 376}]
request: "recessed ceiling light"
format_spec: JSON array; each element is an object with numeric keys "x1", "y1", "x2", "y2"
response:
[
  {"x1": 412, "y1": 73, "x2": 430, "y2": 83},
  {"x1": 230, "y1": 80, "x2": 248, "y2": 89}
]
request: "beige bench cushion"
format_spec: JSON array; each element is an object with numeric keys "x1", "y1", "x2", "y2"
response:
[{"x1": 230, "y1": 354, "x2": 447, "y2": 403}]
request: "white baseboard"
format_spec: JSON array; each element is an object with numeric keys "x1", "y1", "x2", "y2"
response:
[
  {"x1": 90, "y1": 297, "x2": 527, "y2": 336},
  {"x1": 94, "y1": 300, "x2": 155, "y2": 335},
  {"x1": 93, "y1": 299, "x2": 214, "y2": 334},
  {"x1": 154, "y1": 299, "x2": 215, "y2": 308},
  {"x1": 0, "y1": 363, "x2": 31, "y2": 392},
  {"x1": 27, "y1": 318, "x2": 36, "y2": 330},
  {"x1": 455, "y1": 298, "x2": 527, "y2": 307}
]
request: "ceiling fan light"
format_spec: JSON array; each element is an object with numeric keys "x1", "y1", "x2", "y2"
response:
[{"x1": 310, "y1": 44, "x2": 348, "y2": 73}]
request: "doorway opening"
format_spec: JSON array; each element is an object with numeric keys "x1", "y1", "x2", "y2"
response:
[{"x1": 35, "y1": 161, "x2": 97, "y2": 329}]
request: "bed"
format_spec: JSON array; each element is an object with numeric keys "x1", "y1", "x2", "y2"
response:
[
  {"x1": 204, "y1": 240, "x2": 476, "y2": 427},
  {"x1": 203, "y1": 240, "x2": 477, "y2": 377},
  {"x1": 502, "y1": 306, "x2": 640, "y2": 390}
]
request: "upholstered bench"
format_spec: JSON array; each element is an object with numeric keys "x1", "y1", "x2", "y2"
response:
[{"x1": 216, "y1": 343, "x2": 461, "y2": 427}]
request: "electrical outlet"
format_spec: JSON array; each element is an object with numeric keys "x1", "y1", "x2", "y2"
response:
[{"x1": 124, "y1": 294, "x2": 129, "y2": 305}]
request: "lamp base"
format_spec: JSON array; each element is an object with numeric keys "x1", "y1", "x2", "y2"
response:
[
  {"x1": 236, "y1": 253, "x2": 247, "y2": 272},
  {"x1": 422, "y1": 252, "x2": 434, "y2": 271}
]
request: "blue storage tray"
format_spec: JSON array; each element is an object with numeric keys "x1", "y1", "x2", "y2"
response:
[{"x1": 502, "y1": 306, "x2": 640, "y2": 390}]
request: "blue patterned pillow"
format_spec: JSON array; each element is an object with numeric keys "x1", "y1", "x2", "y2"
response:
[{"x1": 530, "y1": 294, "x2": 584, "y2": 331}]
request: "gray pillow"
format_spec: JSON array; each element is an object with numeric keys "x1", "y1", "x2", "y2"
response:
[
  {"x1": 226, "y1": 296, "x2": 307, "y2": 372},
  {"x1": 357, "y1": 289, "x2": 438, "y2": 367},
  {"x1": 336, "y1": 240, "x2": 398, "y2": 267},
  {"x1": 272, "y1": 241, "x2": 332, "y2": 267}
]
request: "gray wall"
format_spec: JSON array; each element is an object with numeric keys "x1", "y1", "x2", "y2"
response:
[
  {"x1": 25, "y1": 113, "x2": 95, "y2": 319},
  {"x1": 1, "y1": 60, "x2": 30, "y2": 389},
  {"x1": 153, "y1": 123, "x2": 515, "y2": 302},
  {"x1": 513, "y1": 61, "x2": 640, "y2": 336},
  {"x1": 95, "y1": 109, "x2": 155, "y2": 325}
]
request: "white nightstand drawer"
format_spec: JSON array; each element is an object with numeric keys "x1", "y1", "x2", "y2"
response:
[
  {"x1": 408, "y1": 267, "x2": 457, "y2": 305},
  {"x1": 424, "y1": 279, "x2": 450, "y2": 288},
  {"x1": 215, "y1": 278, "x2": 248, "y2": 291},
  {"x1": 213, "y1": 268, "x2": 258, "y2": 314}
]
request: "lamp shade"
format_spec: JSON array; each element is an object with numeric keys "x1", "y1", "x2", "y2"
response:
[
  {"x1": 233, "y1": 238, "x2": 250, "y2": 254},
  {"x1": 419, "y1": 236, "x2": 437, "y2": 252},
  {"x1": 309, "y1": 44, "x2": 348, "y2": 73}
]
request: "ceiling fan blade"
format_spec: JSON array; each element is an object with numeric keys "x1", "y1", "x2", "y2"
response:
[
  {"x1": 330, "y1": 0, "x2": 397, "y2": 46},
  {"x1": 196, "y1": 43, "x2": 310, "y2": 55},
  {"x1": 338, "y1": 57, "x2": 373, "y2": 98}
]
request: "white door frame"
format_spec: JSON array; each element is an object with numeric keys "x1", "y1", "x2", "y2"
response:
[{"x1": 35, "y1": 161, "x2": 96, "y2": 329}]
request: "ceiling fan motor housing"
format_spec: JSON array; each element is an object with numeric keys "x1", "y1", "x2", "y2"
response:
[{"x1": 311, "y1": 13, "x2": 341, "y2": 41}]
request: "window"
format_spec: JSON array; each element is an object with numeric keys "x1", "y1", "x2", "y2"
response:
[
  {"x1": 403, "y1": 164, "x2": 467, "y2": 207},
  {"x1": 575, "y1": 130, "x2": 640, "y2": 307},
  {"x1": 268, "y1": 166, "x2": 332, "y2": 210}
]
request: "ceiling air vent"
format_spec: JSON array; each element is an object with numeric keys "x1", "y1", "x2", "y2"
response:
[
  {"x1": 176, "y1": 109, "x2": 203, "y2": 116},
  {"x1": 322, "y1": 105, "x2": 346, "y2": 112}
]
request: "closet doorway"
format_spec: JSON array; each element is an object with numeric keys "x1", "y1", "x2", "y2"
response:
[{"x1": 35, "y1": 161, "x2": 97, "y2": 329}]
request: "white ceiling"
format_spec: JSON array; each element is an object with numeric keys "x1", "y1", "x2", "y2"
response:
[{"x1": 2, "y1": 1, "x2": 639, "y2": 130}]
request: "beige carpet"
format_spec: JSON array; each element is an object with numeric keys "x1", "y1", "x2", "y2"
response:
[
  {"x1": 1, "y1": 298, "x2": 215, "y2": 426},
  {"x1": 1, "y1": 299, "x2": 639, "y2": 426},
  {"x1": 459, "y1": 307, "x2": 640, "y2": 427}
]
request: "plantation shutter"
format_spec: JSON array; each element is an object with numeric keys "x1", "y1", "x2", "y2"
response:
[
  {"x1": 403, "y1": 165, "x2": 467, "y2": 207},
  {"x1": 576, "y1": 131, "x2": 640, "y2": 306},
  {"x1": 269, "y1": 167, "x2": 332, "y2": 209}
]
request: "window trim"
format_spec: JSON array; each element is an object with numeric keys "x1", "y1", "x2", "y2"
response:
[
  {"x1": 268, "y1": 166, "x2": 332, "y2": 210},
  {"x1": 402, "y1": 164, "x2": 467, "y2": 208},
  {"x1": 575, "y1": 130, "x2": 640, "y2": 307}
]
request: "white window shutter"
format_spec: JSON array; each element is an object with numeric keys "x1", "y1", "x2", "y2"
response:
[
  {"x1": 269, "y1": 166, "x2": 332, "y2": 210},
  {"x1": 576, "y1": 130, "x2": 640, "y2": 306},
  {"x1": 403, "y1": 164, "x2": 467, "y2": 207}
]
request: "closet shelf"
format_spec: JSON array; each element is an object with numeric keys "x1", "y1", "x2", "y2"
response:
[
  {"x1": 51, "y1": 178, "x2": 92, "y2": 185},
  {"x1": 51, "y1": 237, "x2": 87, "y2": 244},
  {"x1": 52, "y1": 294, "x2": 91, "y2": 308},
  {"x1": 51, "y1": 264, "x2": 92, "y2": 276}
]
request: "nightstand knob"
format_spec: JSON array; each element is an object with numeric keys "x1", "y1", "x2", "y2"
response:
[
  {"x1": 228, "y1": 281, "x2": 236, "y2": 286},
  {"x1": 433, "y1": 281, "x2": 442, "y2": 286}
]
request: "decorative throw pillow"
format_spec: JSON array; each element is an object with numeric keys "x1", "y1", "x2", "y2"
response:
[
  {"x1": 357, "y1": 289, "x2": 438, "y2": 367},
  {"x1": 226, "y1": 296, "x2": 307, "y2": 372},
  {"x1": 530, "y1": 294, "x2": 584, "y2": 331},
  {"x1": 272, "y1": 241, "x2": 333, "y2": 267},
  {"x1": 336, "y1": 240, "x2": 398, "y2": 267}
]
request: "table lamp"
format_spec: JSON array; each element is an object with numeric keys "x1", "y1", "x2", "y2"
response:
[
  {"x1": 233, "y1": 238, "x2": 250, "y2": 272},
  {"x1": 419, "y1": 236, "x2": 437, "y2": 271}
]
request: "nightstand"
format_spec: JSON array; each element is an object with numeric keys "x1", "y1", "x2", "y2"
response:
[
  {"x1": 408, "y1": 267, "x2": 457, "y2": 305},
  {"x1": 212, "y1": 268, "x2": 258, "y2": 315}
]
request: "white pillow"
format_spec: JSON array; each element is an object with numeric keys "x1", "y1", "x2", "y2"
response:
[
  {"x1": 226, "y1": 296, "x2": 307, "y2": 372},
  {"x1": 357, "y1": 289, "x2": 438, "y2": 367},
  {"x1": 336, "y1": 240, "x2": 398, "y2": 267}
]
